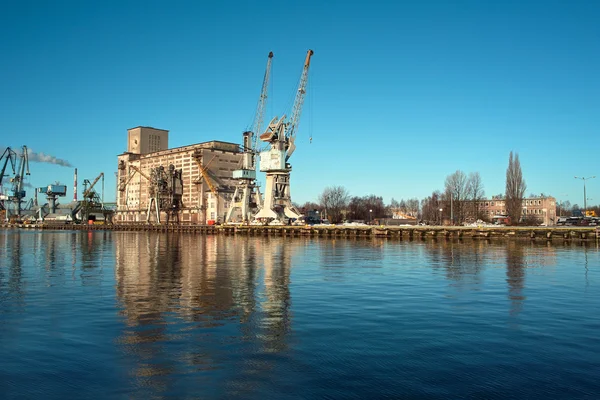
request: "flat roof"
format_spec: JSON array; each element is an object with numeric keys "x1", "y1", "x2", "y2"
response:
[{"x1": 127, "y1": 126, "x2": 169, "y2": 132}]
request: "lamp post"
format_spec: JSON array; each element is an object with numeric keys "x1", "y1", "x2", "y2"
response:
[
  {"x1": 369, "y1": 209, "x2": 372, "y2": 225},
  {"x1": 439, "y1": 208, "x2": 443, "y2": 225},
  {"x1": 575, "y1": 176, "x2": 596, "y2": 217}
]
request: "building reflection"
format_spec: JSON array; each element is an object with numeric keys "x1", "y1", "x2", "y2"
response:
[
  {"x1": 113, "y1": 233, "x2": 293, "y2": 394},
  {"x1": 425, "y1": 240, "x2": 487, "y2": 288}
]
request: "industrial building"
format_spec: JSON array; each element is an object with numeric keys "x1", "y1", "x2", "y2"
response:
[{"x1": 115, "y1": 126, "x2": 244, "y2": 224}]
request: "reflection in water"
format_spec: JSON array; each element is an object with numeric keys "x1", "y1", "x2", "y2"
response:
[
  {"x1": 505, "y1": 242, "x2": 526, "y2": 317},
  {"x1": 2, "y1": 231, "x2": 599, "y2": 399},
  {"x1": 113, "y1": 233, "x2": 293, "y2": 397}
]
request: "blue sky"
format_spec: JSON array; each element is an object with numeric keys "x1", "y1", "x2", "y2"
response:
[{"x1": 1, "y1": 0, "x2": 598, "y2": 207}]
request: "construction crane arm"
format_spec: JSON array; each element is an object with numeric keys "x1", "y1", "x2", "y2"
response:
[{"x1": 251, "y1": 51, "x2": 274, "y2": 152}]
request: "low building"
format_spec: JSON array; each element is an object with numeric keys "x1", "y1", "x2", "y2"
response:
[
  {"x1": 115, "y1": 127, "x2": 243, "y2": 224},
  {"x1": 474, "y1": 196, "x2": 556, "y2": 225}
]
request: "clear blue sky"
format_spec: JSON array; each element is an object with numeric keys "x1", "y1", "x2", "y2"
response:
[{"x1": 1, "y1": 0, "x2": 598, "y2": 207}]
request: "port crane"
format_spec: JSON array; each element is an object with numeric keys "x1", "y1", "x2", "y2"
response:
[
  {"x1": 118, "y1": 163, "x2": 151, "y2": 192},
  {"x1": 254, "y1": 50, "x2": 313, "y2": 224},
  {"x1": 81, "y1": 172, "x2": 112, "y2": 223},
  {"x1": 7, "y1": 146, "x2": 30, "y2": 219},
  {"x1": 226, "y1": 51, "x2": 272, "y2": 224},
  {"x1": 146, "y1": 164, "x2": 184, "y2": 225},
  {"x1": 192, "y1": 152, "x2": 222, "y2": 223},
  {"x1": 0, "y1": 147, "x2": 17, "y2": 211}
]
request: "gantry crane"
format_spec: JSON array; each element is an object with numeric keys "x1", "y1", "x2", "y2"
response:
[
  {"x1": 0, "y1": 147, "x2": 17, "y2": 211},
  {"x1": 226, "y1": 51, "x2": 272, "y2": 224},
  {"x1": 254, "y1": 50, "x2": 314, "y2": 224}
]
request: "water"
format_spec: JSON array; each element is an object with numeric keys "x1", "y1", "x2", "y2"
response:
[{"x1": 1, "y1": 230, "x2": 599, "y2": 399}]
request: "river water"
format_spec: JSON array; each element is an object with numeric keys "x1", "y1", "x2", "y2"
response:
[{"x1": 1, "y1": 230, "x2": 599, "y2": 399}]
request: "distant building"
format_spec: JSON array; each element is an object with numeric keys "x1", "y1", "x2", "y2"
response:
[
  {"x1": 115, "y1": 126, "x2": 243, "y2": 224},
  {"x1": 472, "y1": 196, "x2": 556, "y2": 225}
]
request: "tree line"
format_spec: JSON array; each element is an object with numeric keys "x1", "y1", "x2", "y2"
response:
[{"x1": 297, "y1": 152, "x2": 595, "y2": 225}]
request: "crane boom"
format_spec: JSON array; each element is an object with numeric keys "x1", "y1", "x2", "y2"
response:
[
  {"x1": 251, "y1": 51, "x2": 274, "y2": 152},
  {"x1": 83, "y1": 172, "x2": 104, "y2": 198},
  {"x1": 119, "y1": 165, "x2": 150, "y2": 191},
  {"x1": 287, "y1": 49, "x2": 314, "y2": 141},
  {"x1": 0, "y1": 147, "x2": 17, "y2": 188}
]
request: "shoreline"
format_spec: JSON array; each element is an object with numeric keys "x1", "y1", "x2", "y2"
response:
[{"x1": 2, "y1": 223, "x2": 599, "y2": 241}]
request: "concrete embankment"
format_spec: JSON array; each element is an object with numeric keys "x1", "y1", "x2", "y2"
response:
[{"x1": 2, "y1": 223, "x2": 600, "y2": 241}]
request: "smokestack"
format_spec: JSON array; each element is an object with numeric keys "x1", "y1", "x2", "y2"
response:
[{"x1": 73, "y1": 168, "x2": 78, "y2": 202}]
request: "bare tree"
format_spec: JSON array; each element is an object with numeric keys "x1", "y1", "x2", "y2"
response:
[
  {"x1": 406, "y1": 198, "x2": 420, "y2": 217},
  {"x1": 421, "y1": 190, "x2": 443, "y2": 224},
  {"x1": 505, "y1": 151, "x2": 527, "y2": 225},
  {"x1": 318, "y1": 186, "x2": 350, "y2": 224},
  {"x1": 466, "y1": 172, "x2": 485, "y2": 220},
  {"x1": 444, "y1": 170, "x2": 468, "y2": 224}
]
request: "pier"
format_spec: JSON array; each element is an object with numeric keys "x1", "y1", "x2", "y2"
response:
[{"x1": 3, "y1": 223, "x2": 599, "y2": 241}]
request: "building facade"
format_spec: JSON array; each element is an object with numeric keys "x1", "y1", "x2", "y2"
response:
[
  {"x1": 115, "y1": 127, "x2": 243, "y2": 224},
  {"x1": 474, "y1": 196, "x2": 557, "y2": 225}
]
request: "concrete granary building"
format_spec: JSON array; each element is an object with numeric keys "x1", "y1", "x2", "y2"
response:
[{"x1": 115, "y1": 126, "x2": 243, "y2": 224}]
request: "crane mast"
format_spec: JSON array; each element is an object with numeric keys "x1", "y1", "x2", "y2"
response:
[
  {"x1": 254, "y1": 50, "x2": 314, "y2": 224},
  {"x1": 226, "y1": 51, "x2": 273, "y2": 224}
]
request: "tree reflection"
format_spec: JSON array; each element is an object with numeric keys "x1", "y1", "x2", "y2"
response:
[{"x1": 505, "y1": 242, "x2": 526, "y2": 317}]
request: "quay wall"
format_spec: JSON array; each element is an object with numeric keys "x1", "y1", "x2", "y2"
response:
[{"x1": 2, "y1": 224, "x2": 599, "y2": 242}]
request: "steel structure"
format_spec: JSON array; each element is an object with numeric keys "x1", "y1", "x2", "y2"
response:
[
  {"x1": 192, "y1": 151, "x2": 221, "y2": 222},
  {"x1": 7, "y1": 146, "x2": 30, "y2": 219},
  {"x1": 118, "y1": 162, "x2": 151, "y2": 192},
  {"x1": 254, "y1": 50, "x2": 314, "y2": 224},
  {"x1": 226, "y1": 51, "x2": 273, "y2": 224},
  {"x1": 0, "y1": 147, "x2": 17, "y2": 211},
  {"x1": 147, "y1": 164, "x2": 184, "y2": 224},
  {"x1": 37, "y1": 184, "x2": 67, "y2": 214},
  {"x1": 81, "y1": 172, "x2": 112, "y2": 223}
]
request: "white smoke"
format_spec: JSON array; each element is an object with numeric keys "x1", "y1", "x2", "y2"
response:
[{"x1": 26, "y1": 148, "x2": 73, "y2": 167}]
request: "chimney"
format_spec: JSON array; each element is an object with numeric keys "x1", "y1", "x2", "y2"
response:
[{"x1": 73, "y1": 168, "x2": 78, "y2": 202}]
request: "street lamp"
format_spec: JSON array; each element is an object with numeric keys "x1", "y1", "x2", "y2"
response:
[
  {"x1": 439, "y1": 208, "x2": 443, "y2": 225},
  {"x1": 575, "y1": 176, "x2": 596, "y2": 217},
  {"x1": 369, "y1": 209, "x2": 372, "y2": 225}
]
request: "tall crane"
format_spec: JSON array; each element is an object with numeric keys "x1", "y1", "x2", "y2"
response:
[
  {"x1": 0, "y1": 147, "x2": 17, "y2": 211},
  {"x1": 226, "y1": 51, "x2": 273, "y2": 224},
  {"x1": 8, "y1": 145, "x2": 30, "y2": 218},
  {"x1": 254, "y1": 50, "x2": 314, "y2": 224}
]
